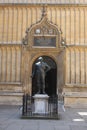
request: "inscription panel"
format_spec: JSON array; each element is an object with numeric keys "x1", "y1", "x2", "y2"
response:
[{"x1": 34, "y1": 37, "x2": 56, "y2": 47}]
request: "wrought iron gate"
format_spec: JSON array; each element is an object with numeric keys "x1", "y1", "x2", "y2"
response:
[{"x1": 22, "y1": 94, "x2": 58, "y2": 119}]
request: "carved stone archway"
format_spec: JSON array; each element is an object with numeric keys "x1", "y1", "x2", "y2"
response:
[
  {"x1": 22, "y1": 6, "x2": 63, "y2": 49},
  {"x1": 22, "y1": 7, "x2": 65, "y2": 96}
]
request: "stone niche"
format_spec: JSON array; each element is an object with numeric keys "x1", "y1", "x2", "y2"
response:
[{"x1": 22, "y1": 10, "x2": 65, "y2": 99}]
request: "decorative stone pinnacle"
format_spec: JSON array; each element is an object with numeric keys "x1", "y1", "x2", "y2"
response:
[{"x1": 42, "y1": 5, "x2": 47, "y2": 17}]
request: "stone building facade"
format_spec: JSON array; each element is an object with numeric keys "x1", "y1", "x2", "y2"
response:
[{"x1": 0, "y1": 0, "x2": 87, "y2": 107}]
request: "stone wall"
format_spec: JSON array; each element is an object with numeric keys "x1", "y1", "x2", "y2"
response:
[
  {"x1": 66, "y1": 47, "x2": 87, "y2": 84},
  {"x1": 0, "y1": 46, "x2": 22, "y2": 83},
  {"x1": 0, "y1": 5, "x2": 87, "y2": 45},
  {"x1": 0, "y1": 4, "x2": 87, "y2": 106}
]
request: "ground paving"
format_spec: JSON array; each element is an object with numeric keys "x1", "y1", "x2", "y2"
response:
[{"x1": 0, "y1": 102, "x2": 87, "y2": 130}]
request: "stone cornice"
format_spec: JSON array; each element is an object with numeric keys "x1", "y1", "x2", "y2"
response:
[
  {"x1": 0, "y1": 0, "x2": 87, "y2": 5},
  {"x1": 0, "y1": 4, "x2": 87, "y2": 7}
]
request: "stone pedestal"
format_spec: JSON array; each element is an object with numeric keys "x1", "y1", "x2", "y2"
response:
[{"x1": 33, "y1": 94, "x2": 49, "y2": 114}]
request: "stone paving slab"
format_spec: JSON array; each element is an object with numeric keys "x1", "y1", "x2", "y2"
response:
[
  {"x1": 70, "y1": 125, "x2": 87, "y2": 130},
  {"x1": 0, "y1": 104, "x2": 87, "y2": 130},
  {"x1": 54, "y1": 126, "x2": 70, "y2": 130}
]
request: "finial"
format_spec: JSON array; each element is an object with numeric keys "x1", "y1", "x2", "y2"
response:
[{"x1": 42, "y1": 5, "x2": 47, "y2": 17}]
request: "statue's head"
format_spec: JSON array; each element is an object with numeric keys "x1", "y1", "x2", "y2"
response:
[{"x1": 38, "y1": 57, "x2": 43, "y2": 61}]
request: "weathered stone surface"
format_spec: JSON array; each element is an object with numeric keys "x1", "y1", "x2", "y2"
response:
[{"x1": 0, "y1": 3, "x2": 87, "y2": 107}]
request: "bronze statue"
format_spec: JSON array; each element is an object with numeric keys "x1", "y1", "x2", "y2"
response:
[{"x1": 32, "y1": 57, "x2": 51, "y2": 94}]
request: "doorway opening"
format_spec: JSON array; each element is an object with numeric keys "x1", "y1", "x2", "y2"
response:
[{"x1": 32, "y1": 56, "x2": 57, "y2": 97}]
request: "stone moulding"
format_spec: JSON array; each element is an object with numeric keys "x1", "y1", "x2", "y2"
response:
[{"x1": 22, "y1": 8, "x2": 64, "y2": 51}]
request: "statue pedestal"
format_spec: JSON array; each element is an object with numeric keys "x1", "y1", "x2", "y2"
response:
[{"x1": 33, "y1": 94, "x2": 49, "y2": 114}]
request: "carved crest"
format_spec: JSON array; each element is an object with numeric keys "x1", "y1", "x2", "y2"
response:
[{"x1": 23, "y1": 6, "x2": 63, "y2": 49}]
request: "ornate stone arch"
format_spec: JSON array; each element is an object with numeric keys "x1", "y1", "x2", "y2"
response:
[
  {"x1": 22, "y1": 6, "x2": 65, "y2": 96},
  {"x1": 29, "y1": 53, "x2": 58, "y2": 85},
  {"x1": 30, "y1": 53, "x2": 57, "y2": 67},
  {"x1": 31, "y1": 54, "x2": 57, "y2": 96},
  {"x1": 23, "y1": 8, "x2": 63, "y2": 49}
]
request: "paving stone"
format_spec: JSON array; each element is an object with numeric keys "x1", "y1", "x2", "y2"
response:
[
  {"x1": 0, "y1": 127, "x2": 3, "y2": 130},
  {"x1": 54, "y1": 126, "x2": 70, "y2": 130},
  {"x1": 0, "y1": 105, "x2": 87, "y2": 130},
  {"x1": 70, "y1": 125, "x2": 87, "y2": 130},
  {"x1": 5, "y1": 123, "x2": 23, "y2": 130}
]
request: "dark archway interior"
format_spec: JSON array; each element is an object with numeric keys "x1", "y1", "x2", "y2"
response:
[{"x1": 32, "y1": 56, "x2": 57, "y2": 97}]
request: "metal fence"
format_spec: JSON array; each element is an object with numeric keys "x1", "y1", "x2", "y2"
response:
[{"x1": 22, "y1": 94, "x2": 58, "y2": 119}]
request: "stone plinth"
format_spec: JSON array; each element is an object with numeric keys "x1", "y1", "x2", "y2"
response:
[
  {"x1": 63, "y1": 85, "x2": 87, "y2": 108},
  {"x1": 0, "y1": 92, "x2": 23, "y2": 105},
  {"x1": 33, "y1": 94, "x2": 49, "y2": 114},
  {"x1": 63, "y1": 92, "x2": 87, "y2": 108}
]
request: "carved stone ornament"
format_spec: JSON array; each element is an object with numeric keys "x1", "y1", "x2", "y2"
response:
[{"x1": 23, "y1": 8, "x2": 63, "y2": 49}]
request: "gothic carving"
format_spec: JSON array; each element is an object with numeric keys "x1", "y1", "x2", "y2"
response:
[{"x1": 23, "y1": 9, "x2": 63, "y2": 50}]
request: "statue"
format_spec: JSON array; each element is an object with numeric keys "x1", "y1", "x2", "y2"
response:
[{"x1": 32, "y1": 57, "x2": 51, "y2": 94}]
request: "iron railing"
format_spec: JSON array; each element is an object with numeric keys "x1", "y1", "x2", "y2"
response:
[{"x1": 22, "y1": 94, "x2": 58, "y2": 119}]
